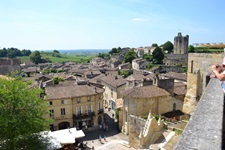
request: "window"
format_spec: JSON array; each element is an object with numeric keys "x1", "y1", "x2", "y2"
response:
[
  {"x1": 61, "y1": 100, "x2": 67, "y2": 104},
  {"x1": 88, "y1": 105, "x2": 92, "y2": 113},
  {"x1": 111, "y1": 89, "x2": 113, "y2": 97},
  {"x1": 173, "y1": 103, "x2": 176, "y2": 111},
  {"x1": 87, "y1": 96, "x2": 91, "y2": 102},
  {"x1": 77, "y1": 98, "x2": 81, "y2": 103},
  {"x1": 98, "y1": 102, "x2": 101, "y2": 110},
  {"x1": 77, "y1": 106, "x2": 82, "y2": 115},
  {"x1": 49, "y1": 109, "x2": 54, "y2": 117},
  {"x1": 61, "y1": 108, "x2": 66, "y2": 115},
  {"x1": 49, "y1": 101, "x2": 53, "y2": 105},
  {"x1": 191, "y1": 60, "x2": 194, "y2": 73}
]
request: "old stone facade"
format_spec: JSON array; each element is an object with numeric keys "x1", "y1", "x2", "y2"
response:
[
  {"x1": 183, "y1": 53, "x2": 223, "y2": 114},
  {"x1": 174, "y1": 32, "x2": 189, "y2": 54},
  {"x1": 132, "y1": 58, "x2": 147, "y2": 71},
  {"x1": 122, "y1": 85, "x2": 183, "y2": 135},
  {"x1": 0, "y1": 58, "x2": 21, "y2": 75},
  {"x1": 44, "y1": 85, "x2": 104, "y2": 131}
]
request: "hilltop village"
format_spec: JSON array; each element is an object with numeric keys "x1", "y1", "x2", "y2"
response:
[{"x1": 1, "y1": 32, "x2": 224, "y2": 149}]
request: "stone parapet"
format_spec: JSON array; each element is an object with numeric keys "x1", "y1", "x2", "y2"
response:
[{"x1": 175, "y1": 78, "x2": 224, "y2": 149}]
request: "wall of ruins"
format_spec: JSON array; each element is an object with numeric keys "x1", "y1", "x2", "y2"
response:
[
  {"x1": 165, "y1": 54, "x2": 188, "y2": 67},
  {"x1": 174, "y1": 32, "x2": 189, "y2": 54},
  {"x1": 183, "y1": 53, "x2": 223, "y2": 114}
]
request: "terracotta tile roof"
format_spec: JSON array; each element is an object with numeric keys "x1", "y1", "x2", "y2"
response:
[
  {"x1": 34, "y1": 74, "x2": 53, "y2": 80},
  {"x1": 163, "y1": 72, "x2": 187, "y2": 81},
  {"x1": 45, "y1": 85, "x2": 104, "y2": 100},
  {"x1": 126, "y1": 73, "x2": 155, "y2": 81},
  {"x1": 123, "y1": 85, "x2": 170, "y2": 98},
  {"x1": 101, "y1": 75, "x2": 126, "y2": 88},
  {"x1": 174, "y1": 86, "x2": 186, "y2": 95},
  {"x1": 24, "y1": 60, "x2": 35, "y2": 66}
]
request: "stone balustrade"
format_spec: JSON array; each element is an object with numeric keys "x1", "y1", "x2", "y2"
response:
[{"x1": 175, "y1": 78, "x2": 224, "y2": 149}]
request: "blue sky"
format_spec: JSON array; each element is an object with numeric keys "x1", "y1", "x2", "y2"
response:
[{"x1": 0, "y1": 0, "x2": 224, "y2": 50}]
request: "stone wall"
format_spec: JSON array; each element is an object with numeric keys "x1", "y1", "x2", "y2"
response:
[
  {"x1": 153, "y1": 65, "x2": 185, "y2": 73},
  {"x1": 0, "y1": 58, "x2": 21, "y2": 75},
  {"x1": 165, "y1": 54, "x2": 188, "y2": 67},
  {"x1": 128, "y1": 115, "x2": 146, "y2": 149},
  {"x1": 183, "y1": 53, "x2": 223, "y2": 114},
  {"x1": 157, "y1": 78, "x2": 174, "y2": 95}
]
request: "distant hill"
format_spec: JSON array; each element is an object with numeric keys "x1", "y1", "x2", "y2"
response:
[{"x1": 40, "y1": 49, "x2": 110, "y2": 56}]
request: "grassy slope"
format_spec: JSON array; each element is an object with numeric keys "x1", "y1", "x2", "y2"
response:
[{"x1": 17, "y1": 52, "x2": 95, "y2": 64}]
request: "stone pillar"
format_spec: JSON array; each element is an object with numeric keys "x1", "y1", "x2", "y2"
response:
[{"x1": 183, "y1": 69, "x2": 200, "y2": 114}]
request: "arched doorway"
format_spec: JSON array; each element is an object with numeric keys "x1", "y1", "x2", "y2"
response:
[{"x1": 58, "y1": 121, "x2": 70, "y2": 130}]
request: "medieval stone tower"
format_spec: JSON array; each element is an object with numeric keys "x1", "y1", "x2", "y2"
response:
[{"x1": 174, "y1": 32, "x2": 189, "y2": 54}]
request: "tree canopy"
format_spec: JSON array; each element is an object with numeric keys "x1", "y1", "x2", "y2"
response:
[
  {"x1": 30, "y1": 50, "x2": 42, "y2": 64},
  {"x1": 152, "y1": 46, "x2": 164, "y2": 64},
  {"x1": 0, "y1": 76, "x2": 52, "y2": 149},
  {"x1": 53, "y1": 50, "x2": 60, "y2": 53},
  {"x1": 109, "y1": 47, "x2": 121, "y2": 54},
  {"x1": 188, "y1": 45, "x2": 195, "y2": 53},
  {"x1": 124, "y1": 50, "x2": 137, "y2": 63},
  {"x1": 143, "y1": 53, "x2": 153, "y2": 61},
  {"x1": 162, "y1": 41, "x2": 174, "y2": 53},
  {"x1": 0, "y1": 47, "x2": 31, "y2": 58},
  {"x1": 52, "y1": 76, "x2": 65, "y2": 85},
  {"x1": 151, "y1": 43, "x2": 158, "y2": 47}
]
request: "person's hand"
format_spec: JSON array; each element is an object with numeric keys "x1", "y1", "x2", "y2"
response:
[
  {"x1": 210, "y1": 74, "x2": 216, "y2": 78},
  {"x1": 211, "y1": 64, "x2": 218, "y2": 71}
]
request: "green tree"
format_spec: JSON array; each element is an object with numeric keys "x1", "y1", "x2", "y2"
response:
[
  {"x1": 188, "y1": 45, "x2": 195, "y2": 53},
  {"x1": 124, "y1": 50, "x2": 137, "y2": 63},
  {"x1": 162, "y1": 41, "x2": 174, "y2": 53},
  {"x1": 117, "y1": 47, "x2": 121, "y2": 53},
  {"x1": 0, "y1": 48, "x2": 7, "y2": 57},
  {"x1": 6, "y1": 50, "x2": 16, "y2": 58},
  {"x1": 30, "y1": 51, "x2": 42, "y2": 64},
  {"x1": 52, "y1": 76, "x2": 65, "y2": 85},
  {"x1": 0, "y1": 76, "x2": 52, "y2": 150},
  {"x1": 22, "y1": 49, "x2": 32, "y2": 56},
  {"x1": 151, "y1": 43, "x2": 158, "y2": 47},
  {"x1": 109, "y1": 47, "x2": 119, "y2": 54},
  {"x1": 143, "y1": 53, "x2": 153, "y2": 61},
  {"x1": 152, "y1": 46, "x2": 164, "y2": 64},
  {"x1": 53, "y1": 50, "x2": 60, "y2": 53}
]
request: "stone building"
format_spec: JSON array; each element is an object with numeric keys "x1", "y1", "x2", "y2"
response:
[
  {"x1": 132, "y1": 58, "x2": 147, "y2": 71},
  {"x1": 44, "y1": 84, "x2": 104, "y2": 131},
  {"x1": 0, "y1": 58, "x2": 21, "y2": 75},
  {"x1": 164, "y1": 32, "x2": 189, "y2": 67},
  {"x1": 122, "y1": 84, "x2": 183, "y2": 135},
  {"x1": 174, "y1": 32, "x2": 189, "y2": 54},
  {"x1": 100, "y1": 75, "x2": 126, "y2": 111},
  {"x1": 183, "y1": 53, "x2": 223, "y2": 115},
  {"x1": 125, "y1": 72, "x2": 155, "y2": 90}
]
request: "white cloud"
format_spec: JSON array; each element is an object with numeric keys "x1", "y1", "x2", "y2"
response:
[{"x1": 132, "y1": 17, "x2": 147, "y2": 22}]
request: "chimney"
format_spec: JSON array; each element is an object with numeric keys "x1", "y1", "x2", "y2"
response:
[
  {"x1": 115, "y1": 76, "x2": 118, "y2": 80},
  {"x1": 95, "y1": 87, "x2": 97, "y2": 93}
]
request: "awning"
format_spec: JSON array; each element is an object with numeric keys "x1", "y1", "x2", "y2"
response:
[{"x1": 42, "y1": 128, "x2": 85, "y2": 148}]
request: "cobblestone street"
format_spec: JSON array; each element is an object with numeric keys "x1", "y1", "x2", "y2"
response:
[{"x1": 79, "y1": 109, "x2": 134, "y2": 150}]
